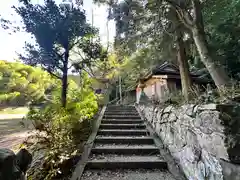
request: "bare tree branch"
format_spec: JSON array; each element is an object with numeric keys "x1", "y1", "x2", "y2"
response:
[
  {"x1": 163, "y1": 0, "x2": 194, "y2": 29},
  {"x1": 82, "y1": 67, "x2": 96, "y2": 77},
  {"x1": 69, "y1": 39, "x2": 82, "y2": 50},
  {"x1": 164, "y1": 0, "x2": 183, "y2": 9},
  {"x1": 182, "y1": 10, "x2": 194, "y2": 26},
  {"x1": 41, "y1": 66, "x2": 62, "y2": 79},
  {"x1": 175, "y1": 8, "x2": 193, "y2": 29}
]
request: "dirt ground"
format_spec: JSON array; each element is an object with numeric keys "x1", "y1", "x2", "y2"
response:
[{"x1": 0, "y1": 114, "x2": 32, "y2": 151}]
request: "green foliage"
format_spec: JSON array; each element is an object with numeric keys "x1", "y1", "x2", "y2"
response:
[
  {"x1": 95, "y1": 53, "x2": 124, "y2": 80},
  {"x1": 26, "y1": 72, "x2": 98, "y2": 180},
  {"x1": 14, "y1": 0, "x2": 95, "y2": 70},
  {"x1": 95, "y1": 0, "x2": 239, "y2": 92},
  {"x1": 203, "y1": 0, "x2": 240, "y2": 80},
  {"x1": 0, "y1": 60, "x2": 55, "y2": 106},
  {"x1": 94, "y1": 0, "x2": 186, "y2": 92},
  {"x1": 14, "y1": 0, "x2": 101, "y2": 107}
]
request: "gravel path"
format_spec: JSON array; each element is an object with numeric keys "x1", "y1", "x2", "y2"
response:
[
  {"x1": 0, "y1": 131, "x2": 31, "y2": 149},
  {"x1": 0, "y1": 114, "x2": 32, "y2": 150}
]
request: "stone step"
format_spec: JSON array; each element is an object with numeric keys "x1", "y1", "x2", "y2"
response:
[
  {"x1": 106, "y1": 107, "x2": 136, "y2": 109},
  {"x1": 82, "y1": 169, "x2": 175, "y2": 180},
  {"x1": 107, "y1": 105, "x2": 135, "y2": 107},
  {"x1": 86, "y1": 155, "x2": 167, "y2": 170},
  {"x1": 106, "y1": 109, "x2": 136, "y2": 112},
  {"x1": 107, "y1": 106, "x2": 135, "y2": 109},
  {"x1": 99, "y1": 124, "x2": 146, "y2": 129},
  {"x1": 105, "y1": 109, "x2": 136, "y2": 112},
  {"x1": 103, "y1": 115, "x2": 141, "y2": 119},
  {"x1": 104, "y1": 112, "x2": 139, "y2": 115},
  {"x1": 105, "y1": 111, "x2": 138, "y2": 114},
  {"x1": 101, "y1": 119, "x2": 144, "y2": 124},
  {"x1": 95, "y1": 136, "x2": 154, "y2": 144},
  {"x1": 91, "y1": 144, "x2": 159, "y2": 155},
  {"x1": 78, "y1": 105, "x2": 177, "y2": 180},
  {"x1": 98, "y1": 129, "x2": 148, "y2": 136}
]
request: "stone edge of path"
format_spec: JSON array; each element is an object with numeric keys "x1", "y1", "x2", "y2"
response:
[
  {"x1": 135, "y1": 105, "x2": 187, "y2": 180},
  {"x1": 70, "y1": 106, "x2": 106, "y2": 180}
]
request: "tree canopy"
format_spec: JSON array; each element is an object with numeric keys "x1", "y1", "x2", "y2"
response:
[
  {"x1": 14, "y1": 0, "x2": 103, "y2": 107},
  {"x1": 0, "y1": 60, "x2": 55, "y2": 106},
  {"x1": 203, "y1": 0, "x2": 240, "y2": 80},
  {"x1": 94, "y1": 0, "x2": 240, "y2": 94}
]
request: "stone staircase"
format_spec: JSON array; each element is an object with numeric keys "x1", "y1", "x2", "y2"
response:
[{"x1": 81, "y1": 105, "x2": 175, "y2": 180}]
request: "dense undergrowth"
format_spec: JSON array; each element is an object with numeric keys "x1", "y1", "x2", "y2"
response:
[
  {"x1": 23, "y1": 72, "x2": 99, "y2": 180},
  {"x1": 0, "y1": 58, "x2": 101, "y2": 180},
  {"x1": 160, "y1": 83, "x2": 240, "y2": 107}
]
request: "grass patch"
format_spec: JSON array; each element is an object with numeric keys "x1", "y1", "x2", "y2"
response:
[{"x1": 0, "y1": 107, "x2": 29, "y2": 114}]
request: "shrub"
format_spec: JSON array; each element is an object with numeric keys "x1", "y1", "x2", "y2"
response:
[{"x1": 26, "y1": 73, "x2": 98, "y2": 180}]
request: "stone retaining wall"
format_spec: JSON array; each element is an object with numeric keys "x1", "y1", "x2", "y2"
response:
[{"x1": 136, "y1": 103, "x2": 240, "y2": 180}]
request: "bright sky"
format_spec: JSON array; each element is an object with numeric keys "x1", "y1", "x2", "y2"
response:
[{"x1": 0, "y1": 0, "x2": 115, "y2": 61}]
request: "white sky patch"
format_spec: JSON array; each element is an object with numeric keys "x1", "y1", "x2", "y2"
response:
[{"x1": 0, "y1": 0, "x2": 115, "y2": 61}]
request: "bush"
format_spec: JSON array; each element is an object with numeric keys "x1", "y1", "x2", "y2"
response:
[{"x1": 25, "y1": 73, "x2": 98, "y2": 180}]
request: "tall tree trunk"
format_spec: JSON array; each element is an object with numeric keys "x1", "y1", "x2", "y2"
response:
[
  {"x1": 192, "y1": 28, "x2": 231, "y2": 89},
  {"x1": 191, "y1": 0, "x2": 231, "y2": 89},
  {"x1": 62, "y1": 51, "x2": 69, "y2": 107},
  {"x1": 169, "y1": 0, "x2": 231, "y2": 90},
  {"x1": 176, "y1": 29, "x2": 192, "y2": 101}
]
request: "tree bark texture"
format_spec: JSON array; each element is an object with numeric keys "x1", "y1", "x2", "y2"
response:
[
  {"x1": 191, "y1": 0, "x2": 231, "y2": 89},
  {"x1": 169, "y1": 0, "x2": 231, "y2": 90},
  {"x1": 62, "y1": 51, "x2": 69, "y2": 107},
  {"x1": 176, "y1": 30, "x2": 192, "y2": 101},
  {"x1": 192, "y1": 28, "x2": 231, "y2": 89}
]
